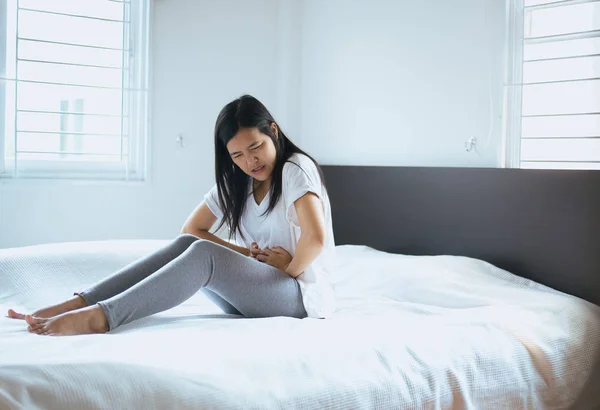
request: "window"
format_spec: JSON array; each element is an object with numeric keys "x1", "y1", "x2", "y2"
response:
[
  {"x1": 504, "y1": 0, "x2": 600, "y2": 169},
  {"x1": 0, "y1": 0, "x2": 150, "y2": 181}
]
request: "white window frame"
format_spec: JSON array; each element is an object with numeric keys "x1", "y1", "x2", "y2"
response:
[
  {"x1": 502, "y1": 0, "x2": 525, "y2": 168},
  {"x1": 0, "y1": 0, "x2": 152, "y2": 182},
  {"x1": 0, "y1": 3, "x2": 8, "y2": 176}
]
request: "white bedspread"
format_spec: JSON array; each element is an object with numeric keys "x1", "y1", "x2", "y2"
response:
[{"x1": 1, "y1": 240, "x2": 599, "y2": 410}]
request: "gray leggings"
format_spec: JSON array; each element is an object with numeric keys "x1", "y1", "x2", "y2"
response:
[{"x1": 77, "y1": 234, "x2": 307, "y2": 331}]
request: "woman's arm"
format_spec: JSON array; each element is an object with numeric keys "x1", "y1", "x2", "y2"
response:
[
  {"x1": 180, "y1": 202, "x2": 251, "y2": 257},
  {"x1": 281, "y1": 192, "x2": 326, "y2": 278}
]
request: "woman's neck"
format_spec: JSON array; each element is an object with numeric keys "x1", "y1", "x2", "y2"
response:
[
  {"x1": 252, "y1": 178, "x2": 271, "y2": 205},
  {"x1": 253, "y1": 177, "x2": 271, "y2": 191}
]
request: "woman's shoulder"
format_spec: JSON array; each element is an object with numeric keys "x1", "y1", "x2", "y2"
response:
[
  {"x1": 282, "y1": 153, "x2": 323, "y2": 193},
  {"x1": 283, "y1": 153, "x2": 318, "y2": 175}
]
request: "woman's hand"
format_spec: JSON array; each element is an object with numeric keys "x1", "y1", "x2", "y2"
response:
[
  {"x1": 249, "y1": 242, "x2": 262, "y2": 259},
  {"x1": 256, "y1": 246, "x2": 293, "y2": 272}
]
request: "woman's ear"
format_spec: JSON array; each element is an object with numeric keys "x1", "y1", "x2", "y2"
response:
[{"x1": 270, "y1": 122, "x2": 278, "y2": 139}]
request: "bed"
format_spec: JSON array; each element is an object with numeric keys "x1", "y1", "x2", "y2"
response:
[{"x1": 1, "y1": 165, "x2": 599, "y2": 410}]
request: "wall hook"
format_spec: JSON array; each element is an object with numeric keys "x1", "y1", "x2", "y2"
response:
[
  {"x1": 176, "y1": 133, "x2": 185, "y2": 148},
  {"x1": 465, "y1": 136, "x2": 477, "y2": 152}
]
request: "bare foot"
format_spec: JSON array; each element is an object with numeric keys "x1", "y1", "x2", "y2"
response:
[
  {"x1": 7, "y1": 295, "x2": 87, "y2": 320},
  {"x1": 25, "y1": 305, "x2": 109, "y2": 336}
]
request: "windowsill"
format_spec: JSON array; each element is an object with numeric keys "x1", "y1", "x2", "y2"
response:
[{"x1": 0, "y1": 173, "x2": 151, "y2": 187}]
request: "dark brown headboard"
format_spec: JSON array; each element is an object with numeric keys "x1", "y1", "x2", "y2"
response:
[{"x1": 322, "y1": 165, "x2": 600, "y2": 307}]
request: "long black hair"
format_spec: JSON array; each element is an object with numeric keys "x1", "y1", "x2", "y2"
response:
[{"x1": 214, "y1": 94, "x2": 325, "y2": 240}]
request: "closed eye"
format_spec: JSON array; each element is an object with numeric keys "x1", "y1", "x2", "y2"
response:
[{"x1": 250, "y1": 144, "x2": 262, "y2": 151}]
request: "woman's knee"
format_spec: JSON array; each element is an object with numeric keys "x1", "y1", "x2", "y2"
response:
[
  {"x1": 187, "y1": 240, "x2": 232, "y2": 260},
  {"x1": 187, "y1": 239, "x2": 217, "y2": 253},
  {"x1": 175, "y1": 233, "x2": 201, "y2": 248}
]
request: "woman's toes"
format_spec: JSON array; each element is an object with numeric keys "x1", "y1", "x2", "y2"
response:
[
  {"x1": 7, "y1": 309, "x2": 26, "y2": 320},
  {"x1": 25, "y1": 315, "x2": 46, "y2": 327},
  {"x1": 27, "y1": 323, "x2": 46, "y2": 332}
]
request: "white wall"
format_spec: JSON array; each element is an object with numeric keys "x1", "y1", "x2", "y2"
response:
[
  {"x1": 298, "y1": 0, "x2": 506, "y2": 167},
  {"x1": 0, "y1": 0, "x2": 290, "y2": 248},
  {"x1": 0, "y1": 0, "x2": 507, "y2": 249}
]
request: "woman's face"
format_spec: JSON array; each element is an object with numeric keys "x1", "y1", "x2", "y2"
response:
[{"x1": 226, "y1": 126, "x2": 277, "y2": 184}]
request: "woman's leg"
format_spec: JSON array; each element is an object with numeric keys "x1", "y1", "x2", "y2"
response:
[
  {"x1": 27, "y1": 240, "x2": 306, "y2": 335},
  {"x1": 77, "y1": 234, "x2": 200, "y2": 305},
  {"x1": 8, "y1": 234, "x2": 200, "y2": 321},
  {"x1": 200, "y1": 289, "x2": 242, "y2": 316}
]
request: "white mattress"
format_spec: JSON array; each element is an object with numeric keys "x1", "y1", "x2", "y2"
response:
[{"x1": 1, "y1": 240, "x2": 599, "y2": 410}]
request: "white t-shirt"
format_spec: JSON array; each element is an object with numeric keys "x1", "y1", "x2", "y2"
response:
[{"x1": 203, "y1": 153, "x2": 336, "y2": 318}]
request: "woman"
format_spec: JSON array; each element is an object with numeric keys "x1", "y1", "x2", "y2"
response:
[{"x1": 7, "y1": 95, "x2": 336, "y2": 336}]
